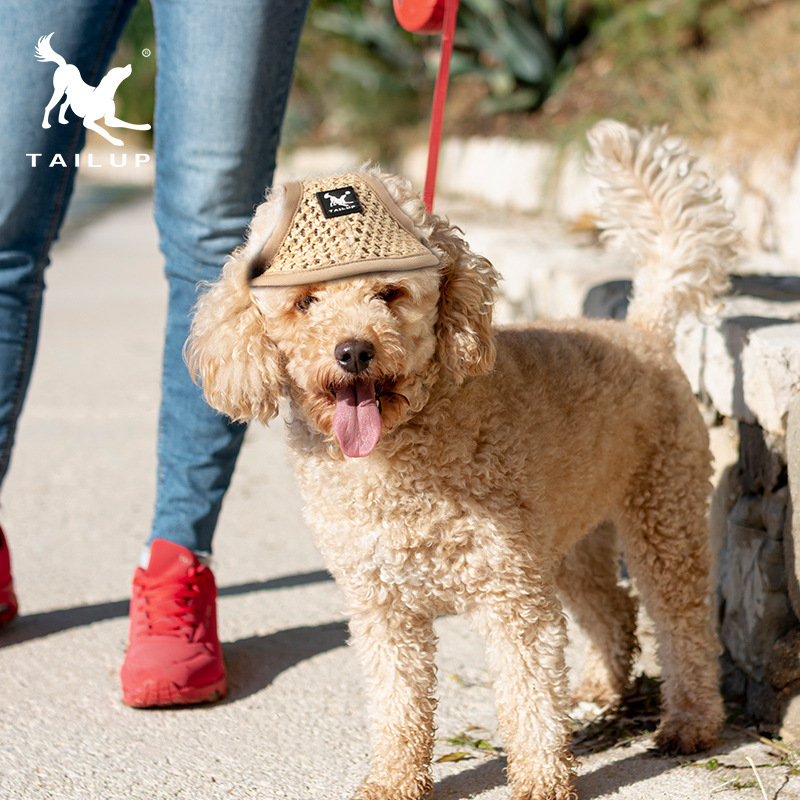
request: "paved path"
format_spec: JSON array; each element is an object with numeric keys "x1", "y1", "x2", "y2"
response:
[{"x1": 0, "y1": 188, "x2": 797, "y2": 799}]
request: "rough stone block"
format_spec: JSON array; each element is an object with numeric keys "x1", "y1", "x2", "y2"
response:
[
  {"x1": 718, "y1": 494, "x2": 794, "y2": 680},
  {"x1": 778, "y1": 689, "x2": 800, "y2": 743},
  {"x1": 768, "y1": 628, "x2": 800, "y2": 689},
  {"x1": 776, "y1": 147, "x2": 800, "y2": 261},
  {"x1": 434, "y1": 137, "x2": 559, "y2": 213},
  {"x1": 675, "y1": 295, "x2": 800, "y2": 436},
  {"x1": 554, "y1": 143, "x2": 598, "y2": 222}
]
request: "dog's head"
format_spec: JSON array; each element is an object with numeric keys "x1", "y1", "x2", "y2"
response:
[{"x1": 186, "y1": 167, "x2": 498, "y2": 458}]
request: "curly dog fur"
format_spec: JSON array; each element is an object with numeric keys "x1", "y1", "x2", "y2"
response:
[{"x1": 186, "y1": 120, "x2": 738, "y2": 800}]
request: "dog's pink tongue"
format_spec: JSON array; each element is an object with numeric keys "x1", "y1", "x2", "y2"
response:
[{"x1": 333, "y1": 381, "x2": 382, "y2": 458}]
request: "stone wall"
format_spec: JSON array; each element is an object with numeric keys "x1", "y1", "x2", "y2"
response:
[
  {"x1": 582, "y1": 280, "x2": 800, "y2": 738},
  {"x1": 715, "y1": 422, "x2": 797, "y2": 734},
  {"x1": 407, "y1": 134, "x2": 800, "y2": 738},
  {"x1": 676, "y1": 295, "x2": 800, "y2": 738},
  {"x1": 400, "y1": 136, "x2": 800, "y2": 263}
]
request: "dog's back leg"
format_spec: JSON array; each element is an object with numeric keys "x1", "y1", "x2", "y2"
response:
[
  {"x1": 81, "y1": 118, "x2": 123, "y2": 147},
  {"x1": 558, "y1": 520, "x2": 639, "y2": 707},
  {"x1": 42, "y1": 69, "x2": 70, "y2": 128},
  {"x1": 617, "y1": 442, "x2": 724, "y2": 754},
  {"x1": 104, "y1": 113, "x2": 151, "y2": 132}
]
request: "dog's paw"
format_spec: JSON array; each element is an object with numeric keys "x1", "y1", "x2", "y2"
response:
[
  {"x1": 351, "y1": 773, "x2": 432, "y2": 800},
  {"x1": 654, "y1": 716, "x2": 720, "y2": 755},
  {"x1": 507, "y1": 756, "x2": 577, "y2": 800},
  {"x1": 508, "y1": 783, "x2": 578, "y2": 800}
]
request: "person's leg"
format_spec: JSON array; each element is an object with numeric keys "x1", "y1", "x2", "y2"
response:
[
  {"x1": 149, "y1": 0, "x2": 310, "y2": 555},
  {"x1": 0, "y1": 0, "x2": 138, "y2": 490},
  {"x1": 0, "y1": 0, "x2": 138, "y2": 626},
  {"x1": 121, "y1": 0, "x2": 310, "y2": 706}
]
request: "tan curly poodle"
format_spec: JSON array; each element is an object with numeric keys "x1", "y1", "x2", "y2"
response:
[{"x1": 186, "y1": 120, "x2": 738, "y2": 800}]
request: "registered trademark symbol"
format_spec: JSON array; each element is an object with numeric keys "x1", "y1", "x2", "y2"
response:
[{"x1": 142, "y1": 48, "x2": 151, "y2": 57}]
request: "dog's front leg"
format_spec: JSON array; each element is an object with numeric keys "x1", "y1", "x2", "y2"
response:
[
  {"x1": 348, "y1": 605, "x2": 437, "y2": 800},
  {"x1": 104, "y1": 112, "x2": 152, "y2": 132},
  {"x1": 81, "y1": 118, "x2": 124, "y2": 147},
  {"x1": 474, "y1": 585, "x2": 576, "y2": 800}
]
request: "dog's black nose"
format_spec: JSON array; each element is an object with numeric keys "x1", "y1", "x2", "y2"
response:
[{"x1": 335, "y1": 339, "x2": 375, "y2": 374}]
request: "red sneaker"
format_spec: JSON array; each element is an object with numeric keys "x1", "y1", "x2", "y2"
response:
[
  {"x1": 0, "y1": 527, "x2": 18, "y2": 627},
  {"x1": 120, "y1": 538, "x2": 226, "y2": 707}
]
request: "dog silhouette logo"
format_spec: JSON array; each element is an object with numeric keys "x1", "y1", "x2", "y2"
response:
[
  {"x1": 35, "y1": 32, "x2": 151, "y2": 147},
  {"x1": 316, "y1": 186, "x2": 363, "y2": 218}
]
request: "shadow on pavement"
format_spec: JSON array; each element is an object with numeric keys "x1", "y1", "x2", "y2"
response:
[
  {"x1": 223, "y1": 620, "x2": 350, "y2": 701},
  {"x1": 428, "y1": 733, "x2": 751, "y2": 800},
  {"x1": 0, "y1": 568, "x2": 333, "y2": 648},
  {"x1": 575, "y1": 749, "x2": 680, "y2": 799},
  {"x1": 575, "y1": 727, "x2": 755, "y2": 800},
  {"x1": 431, "y1": 756, "x2": 507, "y2": 799}
]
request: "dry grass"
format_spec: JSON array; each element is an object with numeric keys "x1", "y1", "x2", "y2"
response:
[
  {"x1": 435, "y1": 0, "x2": 800, "y2": 159},
  {"x1": 696, "y1": 1, "x2": 800, "y2": 156}
]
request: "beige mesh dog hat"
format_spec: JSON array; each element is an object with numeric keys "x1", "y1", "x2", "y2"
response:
[{"x1": 249, "y1": 172, "x2": 440, "y2": 286}]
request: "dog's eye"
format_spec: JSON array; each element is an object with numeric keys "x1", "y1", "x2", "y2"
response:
[
  {"x1": 296, "y1": 295, "x2": 318, "y2": 313},
  {"x1": 374, "y1": 286, "x2": 402, "y2": 304}
]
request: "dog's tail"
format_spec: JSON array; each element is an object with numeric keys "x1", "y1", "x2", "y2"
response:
[
  {"x1": 586, "y1": 120, "x2": 738, "y2": 346},
  {"x1": 34, "y1": 33, "x2": 66, "y2": 67}
]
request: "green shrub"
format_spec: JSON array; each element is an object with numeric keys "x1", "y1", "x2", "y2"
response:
[{"x1": 111, "y1": 0, "x2": 156, "y2": 142}]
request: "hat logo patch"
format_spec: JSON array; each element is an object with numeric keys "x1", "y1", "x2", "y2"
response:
[{"x1": 316, "y1": 186, "x2": 363, "y2": 218}]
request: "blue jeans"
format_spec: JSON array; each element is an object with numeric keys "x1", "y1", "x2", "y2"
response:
[{"x1": 0, "y1": 0, "x2": 309, "y2": 553}]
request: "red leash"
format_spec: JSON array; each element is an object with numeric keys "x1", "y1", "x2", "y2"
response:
[{"x1": 394, "y1": 0, "x2": 461, "y2": 212}]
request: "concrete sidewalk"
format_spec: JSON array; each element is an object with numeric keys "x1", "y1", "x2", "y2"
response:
[{"x1": 0, "y1": 190, "x2": 797, "y2": 800}]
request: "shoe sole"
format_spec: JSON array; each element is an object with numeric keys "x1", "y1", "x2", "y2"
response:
[
  {"x1": 122, "y1": 675, "x2": 227, "y2": 708},
  {"x1": 0, "y1": 600, "x2": 18, "y2": 628}
]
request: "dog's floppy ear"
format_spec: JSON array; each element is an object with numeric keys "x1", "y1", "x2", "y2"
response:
[
  {"x1": 431, "y1": 221, "x2": 498, "y2": 382},
  {"x1": 185, "y1": 252, "x2": 282, "y2": 424}
]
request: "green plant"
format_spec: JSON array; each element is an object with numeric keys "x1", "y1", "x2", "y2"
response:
[
  {"x1": 456, "y1": 0, "x2": 580, "y2": 112},
  {"x1": 110, "y1": 0, "x2": 156, "y2": 141},
  {"x1": 287, "y1": 0, "x2": 432, "y2": 157},
  {"x1": 588, "y1": 0, "x2": 751, "y2": 68},
  {"x1": 436, "y1": 727, "x2": 503, "y2": 762},
  {"x1": 288, "y1": 0, "x2": 589, "y2": 155}
]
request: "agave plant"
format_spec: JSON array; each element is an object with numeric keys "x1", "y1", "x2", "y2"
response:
[
  {"x1": 456, "y1": 0, "x2": 576, "y2": 112},
  {"x1": 304, "y1": 0, "x2": 584, "y2": 130}
]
